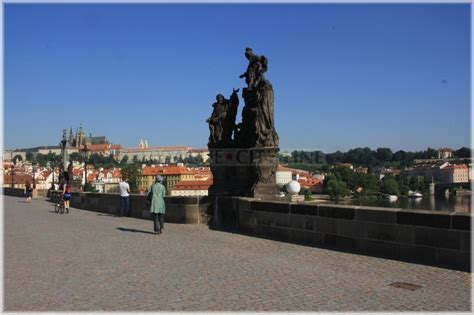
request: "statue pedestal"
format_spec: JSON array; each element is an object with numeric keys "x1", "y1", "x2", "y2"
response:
[
  {"x1": 209, "y1": 147, "x2": 279, "y2": 199},
  {"x1": 290, "y1": 194, "x2": 305, "y2": 203}
]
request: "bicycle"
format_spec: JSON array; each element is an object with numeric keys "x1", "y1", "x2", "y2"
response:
[{"x1": 52, "y1": 193, "x2": 65, "y2": 214}]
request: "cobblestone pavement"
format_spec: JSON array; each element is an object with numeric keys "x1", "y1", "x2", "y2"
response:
[{"x1": 4, "y1": 196, "x2": 472, "y2": 311}]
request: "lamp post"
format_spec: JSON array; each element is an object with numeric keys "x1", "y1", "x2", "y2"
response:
[
  {"x1": 11, "y1": 164, "x2": 14, "y2": 188},
  {"x1": 82, "y1": 144, "x2": 90, "y2": 188},
  {"x1": 32, "y1": 162, "x2": 36, "y2": 189}
]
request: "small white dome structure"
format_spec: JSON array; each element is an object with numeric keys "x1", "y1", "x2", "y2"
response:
[{"x1": 286, "y1": 180, "x2": 301, "y2": 195}]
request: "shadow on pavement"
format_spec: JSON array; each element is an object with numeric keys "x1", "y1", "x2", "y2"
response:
[
  {"x1": 97, "y1": 213, "x2": 119, "y2": 217},
  {"x1": 116, "y1": 227, "x2": 155, "y2": 235}
]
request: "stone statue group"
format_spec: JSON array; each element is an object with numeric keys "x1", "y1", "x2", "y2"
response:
[{"x1": 207, "y1": 47, "x2": 279, "y2": 149}]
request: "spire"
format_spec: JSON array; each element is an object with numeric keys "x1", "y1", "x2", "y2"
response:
[{"x1": 68, "y1": 127, "x2": 74, "y2": 145}]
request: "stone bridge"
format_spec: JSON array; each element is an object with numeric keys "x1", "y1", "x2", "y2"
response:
[{"x1": 3, "y1": 195, "x2": 472, "y2": 312}]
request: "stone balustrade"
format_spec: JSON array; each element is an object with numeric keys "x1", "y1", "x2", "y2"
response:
[{"x1": 215, "y1": 197, "x2": 471, "y2": 271}]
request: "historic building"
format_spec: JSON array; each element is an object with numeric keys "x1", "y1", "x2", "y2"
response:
[
  {"x1": 137, "y1": 165, "x2": 194, "y2": 194},
  {"x1": 170, "y1": 179, "x2": 213, "y2": 197}
]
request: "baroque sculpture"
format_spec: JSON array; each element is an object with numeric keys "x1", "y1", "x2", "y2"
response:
[
  {"x1": 206, "y1": 89, "x2": 239, "y2": 148},
  {"x1": 207, "y1": 47, "x2": 280, "y2": 198}
]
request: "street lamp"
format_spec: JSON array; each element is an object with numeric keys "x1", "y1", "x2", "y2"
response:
[
  {"x1": 32, "y1": 162, "x2": 36, "y2": 189},
  {"x1": 82, "y1": 144, "x2": 90, "y2": 188}
]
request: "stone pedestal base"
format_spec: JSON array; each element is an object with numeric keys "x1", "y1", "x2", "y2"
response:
[
  {"x1": 290, "y1": 194, "x2": 305, "y2": 203},
  {"x1": 209, "y1": 147, "x2": 279, "y2": 199}
]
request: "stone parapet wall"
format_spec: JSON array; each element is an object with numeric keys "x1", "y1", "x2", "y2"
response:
[
  {"x1": 54, "y1": 192, "x2": 211, "y2": 224},
  {"x1": 3, "y1": 187, "x2": 40, "y2": 198},
  {"x1": 216, "y1": 197, "x2": 471, "y2": 271}
]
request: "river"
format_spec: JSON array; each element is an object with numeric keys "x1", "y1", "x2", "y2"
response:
[{"x1": 341, "y1": 194, "x2": 471, "y2": 212}]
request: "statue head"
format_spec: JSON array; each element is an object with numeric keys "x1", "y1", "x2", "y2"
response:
[
  {"x1": 216, "y1": 94, "x2": 224, "y2": 103},
  {"x1": 244, "y1": 47, "x2": 253, "y2": 60}
]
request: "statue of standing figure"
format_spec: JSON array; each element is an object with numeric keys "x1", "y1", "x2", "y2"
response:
[
  {"x1": 206, "y1": 88, "x2": 240, "y2": 148},
  {"x1": 239, "y1": 47, "x2": 268, "y2": 91},
  {"x1": 238, "y1": 47, "x2": 278, "y2": 148}
]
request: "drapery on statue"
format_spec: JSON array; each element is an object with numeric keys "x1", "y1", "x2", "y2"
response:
[
  {"x1": 239, "y1": 47, "x2": 268, "y2": 91},
  {"x1": 206, "y1": 88, "x2": 240, "y2": 147},
  {"x1": 238, "y1": 47, "x2": 279, "y2": 148}
]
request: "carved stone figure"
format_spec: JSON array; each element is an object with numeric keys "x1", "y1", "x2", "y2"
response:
[
  {"x1": 239, "y1": 47, "x2": 268, "y2": 91},
  {"x1": 221, "y1": 88, "x2": 240, "y2": 146},
  {"x1": 206, "y1": 89, "x2": 240, "y2": 148},
  {"x1": 206, "y1": 94, "x2": 226, "y2": 147},
  {"x1": 237, "y1": 47, "x2": 279, "y2": 148},
  {"x1": 207, "y1": 47, "x2": 280, "y2": 199}
]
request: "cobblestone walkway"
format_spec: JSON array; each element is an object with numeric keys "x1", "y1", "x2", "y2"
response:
[{"x1": 4, "y1": 196, "x2": 472, "y2": 311}]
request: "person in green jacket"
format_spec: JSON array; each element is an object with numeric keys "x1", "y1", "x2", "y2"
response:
[{"x1": 148, "y1": 175, "x2": 166, "y2": 235}]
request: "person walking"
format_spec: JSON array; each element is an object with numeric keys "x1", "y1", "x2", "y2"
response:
[
  {"x1": 62, "y1": 181, "x2": 72, "y2": 214},
  {"x1": 147, "y1": 175, "x2": 166, "y2": 235},
  {"x1": 25, "y1": 181, "x2": 33, "y2": 203},
  {"x1": 119, "y1": 177, "x2": 131, "y2": 217},
  {"x1": 60, "y1": 171, "x2": 71, "y2": 214}
]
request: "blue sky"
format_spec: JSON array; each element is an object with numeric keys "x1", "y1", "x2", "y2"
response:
[{"x1": 4, "y1": 3, "x2": 471, "y2": 152}]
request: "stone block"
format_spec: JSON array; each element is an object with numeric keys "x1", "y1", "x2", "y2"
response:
[
  {"x1": 269, "y1": 227, "x2": 290, "y2": 241},
  {"x1": 324, "y1": 234, "x2": 356, "y2": 249},
  {"x1": 305, "y1": 216, "x2": 315, "y2": 231},
  {"x1": 355, "y1": 207, "x2": 398, "y2": 224},
  {"x1": 366, "y1": 223, "x2": 396, "y2": 242},
  {"x1": 183, "y1": 204, "x2": 199, "y2": 224},
  {"x1": 401, "y1": 244, "x2": 436, "y2": 265},
  {"x1": 237, "y1": 198, "x2": 251, "y2": 212},
  {"x1": 254, "y1": 225, "x2": 268, "y2": 238},
  {"x1": 356, "y1": 239, "x2": 401, "y2": 260},
  {"x1": 164, "y1": 204, "x2": 184, "y2": 223},
  {"x1": 336, "y1": 220, "x2": 366, "y2": 239},
  {"x1": 397, "y1": 210, "x2": 451, "y2": 228},
  {"x1": 460, "y1": 231, "x2": 471, "y2": 252},
  {"x1": 216, "y1": 197, "x2": 233, "y2": 213},
  {"x1": 275, "y1": 213, "x2": 291, "y2": 228},
  {"x1": 436, "y1": 248, "x2": 471, "y2": 272},
  {"x1": 255, "y1": 211, "x2": 274, "y2": 226},
  {"x1": 315, "y1": 217, "x2": 337, "y2": 234},
  {"x1": 290, "y1": 203, "x2": 318, "y2": 216},
  {"x1": 414, "y1": 227, "x2": 461, "y2": 250},
  {"x1": 319, "y1": 205, "x2": 355, "y2": 220},
  {"x1": 290, "y1": 214, "x2": 306, "y2": 230},
  {"x1": 395, "y1": 225, "x2": 415, "y2": 244},
  {"x1": 451, "y1": 213, "x2": 471, "y2": 230},
  {"x1": 290, "y1": 229, "x2": 306, "y2": 243},
  {"x1": 250, "y1": 201, "x2": 290, "y2": 214},
  {"x1": 238, "y1": 210, "x2": 255, "y2": 230}
]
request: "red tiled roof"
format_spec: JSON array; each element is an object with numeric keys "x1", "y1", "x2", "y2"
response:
[
  {"x1": 446, "y1": 164, "x2": 468, "y2": 169},
  {"x1": 10, "y1": 174, "x2": 33, "y2": 185},
  {"x1": 121, "y1": 146, "x2": 192, "y2": 153},
  {"x1": 141, "y1": 165, "x2": 193, "y2": 176},
  {"x1": 189, "y1": 148, "x2": 209, "y2": 153},
  {"x1": 173, "y1": 179, "x2": 213, "y2": 190},
  {"x1": 298, "y1": 178, "x2": 322, "y2": 188}
]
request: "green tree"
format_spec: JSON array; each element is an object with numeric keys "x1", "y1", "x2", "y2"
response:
[
  {"x1": 423, "y1": 147, "x2": 438, "y2": 159},
  {"x1": 299, "y1": 187, "x2": 312, "y2": 200},
  {"x1": 83, "y1": 182, "x2": 95, "y2": 192},
  {"x1": 326, "y1": 178, "x2": 349, "y2": 203},
  {"x1": 25, "y1": 152, "x2": 34, "y2": 161},
  {"x1": 120, "y1": 164, "x2": 140, "y2": 193},
  {"x1": 12, "y1": 154, "x2": 23, "y2": 164},
  {"x1": 455, "y1": 147, "x2": 471, "y2": 158},
  {"x1": 381, "y1": 175, "x2": 400, "y2": 195},
  {"x1": 120, "y1": 155, "x2": 129, "y2": 165},
  {"x1": 376, "y1": 147, "x2": 393, "y2": 163},
  {"x1": 69, "y1": 152, "x2": 84, "y2": 163}
]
